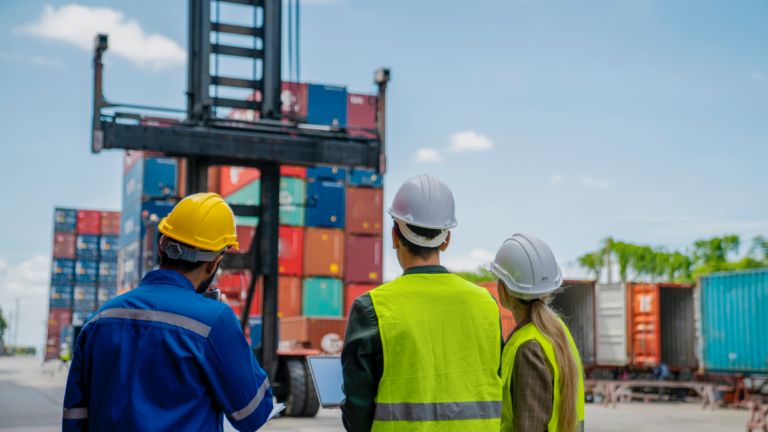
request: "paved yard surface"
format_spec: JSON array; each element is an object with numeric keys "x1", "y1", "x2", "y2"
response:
[{"x1": 0, "y1": 356, "x2": 745, "y2": 432}]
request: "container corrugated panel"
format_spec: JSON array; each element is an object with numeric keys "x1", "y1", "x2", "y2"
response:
[
  {"x1": 278, "y1": 276, "x2": 302, "y2": 318},
  {"x1": 701, "y1": 268, "x2": 768, "y2": 373},
  {"x1": 345, "y1": 187, "x2": 383, "y2": 235},
  {"x1": 75, "y1": 260, "x2": 99, "y2": 284},
  {"x1": 100, "y1": 236, "x2": 119, "y2": 260},
  {"x1": 348, "y1": 169, "x2": 383, "y2": 188},
  {"x1": 52, "y1": 259, "x2": 76, "y2": 282},
  {"x1": 278, "y1": 316, "x2": 347, "y2": 355},
  {"x1": 477, "y1": 281, "x2": 517, "y2": 337},
  {"x1": 216, "y1": 270, "x2": 252, "y2": 296},
  {"x1": 345, "y1": 284, "x2": 376, "y2": 316},
  {"x1": 220, "y1": 167, "x2": 261, "y2": 198},
  {"x1": 549, "y1": 280, "x2": 596, "y2": 365},
  {"x1": 345, "y1": 236, "x2": 383, "y2": 284},
  {"x1": 659, "y1": 285, "x2": 696, "y2": 368},
  {"x1": 100, "y1": 211, "x2": 121, "y2": 236},
  {"x1": 304, "y1": 228, "x2": 345, "y2": 278},
  {"x1": 302, "y1": 278, "x2": 344, "y2": 317},
  {"x1": 48, "y1": 308, "x2": 73, "y2": 327},
  {"x1": 278, "y1": 226, "x2": 303, "y2": 276},
  {"x1": 347, "y1": 93, "x2": 377, "y2": 139},
  {"x1": 595, "y1": 283, "x2": 628, "y2": 366},
  {"x1": 53, "y1": 232, "x2": 76, "y2": 259},
  {"x1": 123, "y1": 150, "x2": 163, "y2": 174},
  {"x1": 307, "y1": 166, "x2": 347, "y2": 182},
  {"x1": 117, "y1": 240, "x2": 142, "y2": 292},
  {"x1": 119, "y1": 199, "x2": 178, "y2": 250},
  {"x1": 73, "y1": 285, "x2": 98, "y2": 312},
  {"x1": 50, "y1": 284, "x2": 73, "y2": 309},
  {"x1": 99, "y1": 261, "x2": 118, "y2": 284},
  {"x1": 54, "y1": 208, "x2": 77, "y2": 232},
  {"x1": 97, "y1": 286, "x2": 118, "y2": 308},
  {"x1": 76, "y1": 210, "x2": 101, "y2": 235},
  {"x1": 305, "y1": 180, "x2": 345, "y2": 229},
  {"x1": 279, "y1": 177, "x2": 306, "y2": 226},
  {"x1": 72, "y1": 310, "x2": 93, "y2": 327},
  {"x1": 225, "y1": 226, "x2": 256, "y2": 254},
  {"x1": 628, "y1": 283, "x2": 661, "y2": 367},
  {"x1": 224, "y1": 180, "x2": 261, "y2": 205},
  {"x1": 76, "y1": 235, "x2": 100, "y2": 260},
  {"x1": 123, "y1": 157, "x2": 179, "y2": 206},
  {"x1": 308, "y1": 84, "x2": 347, "y2": 126},
  {"x1": 281, "y1": 82, "x2": 308, "y2": 118},
  {"x1": 280, "y1": 166, "x2": 306, "y2": 178}
]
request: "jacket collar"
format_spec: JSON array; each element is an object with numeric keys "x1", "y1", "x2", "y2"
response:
[
  {"x1": 139, "y1": 269, "x2": 196, "y2": 292},
  {"x1": 402, "y1": 265, "x2": 450, "y2": 276}
]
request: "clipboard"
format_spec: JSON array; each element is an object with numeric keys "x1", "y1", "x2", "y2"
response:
[{"x1": 306, "y1": 356, "x2": 344, "y2": 409}]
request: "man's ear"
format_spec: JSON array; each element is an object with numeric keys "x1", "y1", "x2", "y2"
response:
[
  {"x1": 207, "y1": 254, "x2": 223, "y2": 275},
  {"x1": 392, "y1": 226, "x2": 399, "y2": 250},
  {"x1": 439, "y1": 231, "x2": 451, "y2": 252}
]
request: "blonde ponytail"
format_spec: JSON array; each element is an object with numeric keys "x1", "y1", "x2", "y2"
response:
[{"x1": 529, "y1": 298, "x2": 580, "y2": 432}]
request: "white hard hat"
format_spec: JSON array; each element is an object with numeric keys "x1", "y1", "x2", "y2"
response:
[
  {"x1": 486, "y1": 233, "x2": 563, "y2": 300},
  {"x1": 387, "y1": 174, "x2": 457, "y2": 247},
  {"x1": 61, "y1": 343, "x2": 69, "y2": 349}
]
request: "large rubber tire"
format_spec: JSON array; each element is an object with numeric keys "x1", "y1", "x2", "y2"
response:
[
  {"x1": 284, "y1": 359, "x2": 307, "y2": 417},
  {"x1": 302, "y1": 359, "x2": 320, "y2": 417}
]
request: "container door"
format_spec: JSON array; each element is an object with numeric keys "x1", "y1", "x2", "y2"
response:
[
  {"x1": 549, "y1": 282, "x2": 595, "y2": 365},
  {"x1": 659, "y1": 286, "x2": 696, "y2": 368},
  {"x1": 595, "y1": 283, "x2": 628, "y2": 366},
  {"x1": 629, "y1": 283, "x2": 661, "y2": 366}
]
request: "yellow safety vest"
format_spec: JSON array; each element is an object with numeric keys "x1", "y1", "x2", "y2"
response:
[
  {"x1": 369, "y1": 273, "x2": 503, "y2": 432},
  {"x1": 500, "y1": 321, "x2": 585, "y2": 432}
]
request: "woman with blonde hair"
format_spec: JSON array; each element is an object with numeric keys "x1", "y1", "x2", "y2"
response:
[{"x1": 486, "y1": 234, "x2": 584, "y2": 432}]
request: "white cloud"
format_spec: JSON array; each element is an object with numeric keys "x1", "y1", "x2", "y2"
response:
[
  {"x1": 750, "y1": 71, "x2": 766, "y2": 81},
  {"x1": 0, "y1": 255, "x2": 51, "y2": 349},
  {"x1": 18, "y1": 4, "x2": 186, "y2": 71},
  {"x1": 448, "y1": 130, "x2": 494, "y2": 152},
  {"x1": 578, "y1": 176, "x2": 609, "y2": 190},
  {"x1": 550, "y1": 174, "x2": 564, "y2": 183},
  {"x1": 0, "y1": 50, "x2": 61, "y2": 67},
  {"x1": 442, "y1": 248, "x2": 496, "y2": 272},
  {"x1": 413, "y1": 148, "x2": 444, "y2": 163}
]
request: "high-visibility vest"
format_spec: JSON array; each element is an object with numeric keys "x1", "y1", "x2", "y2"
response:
[
  {"x1": 369, "y1": 273, "x2": 503, "y2": 432},
  {"x1": 500, "y1": 321, "x2": 585, "y2": 431}
]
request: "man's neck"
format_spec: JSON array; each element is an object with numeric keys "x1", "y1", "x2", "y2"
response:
[{"x1": 400, "y1": 254, "x2": 441, "y2": 272}]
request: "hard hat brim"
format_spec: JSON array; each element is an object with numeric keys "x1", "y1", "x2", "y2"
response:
[{"x1": 387, "y1": 207, "x2": 458, "y2": 230}]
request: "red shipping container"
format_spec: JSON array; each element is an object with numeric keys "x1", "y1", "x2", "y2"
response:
[
  {"x1": 345, "y1": 284, "x2": 376, "y2": 316},
  {"x1": 208, "y1": 166, "x2": 221, "y2": 194},
  {"x1": 76, "y1": 210, "x2": 101, "y2": 234},
  {"x1": 49, "y1": 308, "x2": 73, "y2": 327},
  {"x1": 53, "y1": 232, "x2": 76, "y2": 259},
  {"x1": 280, "y1": 166, "x2": 307, "y2": 178},
  {"x1": 278, "y1": 276, "x2": 302, "y2": 318},
  {"x1": 477, "y1": 281, "x2": 517, "y2": 338},
  {"x1": 281, "y1": 82, "x2": 308, "y2": 118},
  {"x1": 217, "y1": 270, "x2": 251, "y2": 295},
  {"x1": 345, "y1": 236, "x2": 383, "y2": 284},
  {"x1": 225, "y1": 226, "x2": 256, "y2": 254},
  {"x1": 279, "y1": 226, "x2": 303, "y2": 276},
  {"x1": 100, "y1": 211, "x2": 121, "y2": 236},
  {"x1": 346, "y1": 187, "x2": 384, "y2": 236},
  {"x1": 304, "y1": 228, "x2": 345, "y2": 278},
  {"x1": 347, "y1": 93, "x2": 377, "y2": 139},
  {"x1": 278, "y1": 316, "x2": 347, "y2": 355},
  {"x1": 220, "y1": 166, "x2": 261, "y2": 198}
]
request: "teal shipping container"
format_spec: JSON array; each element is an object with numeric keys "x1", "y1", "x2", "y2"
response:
[
  {"x1": 224, "y1": 180, "x2": 261, "y2": 206},
  {"x1": 302, "y1": 278, "x2": 343, "y2": 317},
  {"x1": 700, "y1": 268, "x2": 768, "y2": 373},
  {"x1": 279, "y1": 176, "x2": 306, "y2": 226}
]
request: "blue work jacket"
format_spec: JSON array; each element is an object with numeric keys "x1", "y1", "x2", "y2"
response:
[{"x1": 63, "y1": 269, "x2": 273, "y2": 431}]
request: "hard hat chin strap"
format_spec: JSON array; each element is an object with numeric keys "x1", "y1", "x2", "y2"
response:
[
  {"x1": 159, "y1": 236, "x2": 227, "y2": 263},
  {"x1": 396, "y1": 219, "x2": 449, "y2": 248}
]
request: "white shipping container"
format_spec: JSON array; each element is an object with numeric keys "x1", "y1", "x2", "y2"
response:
[{"x1": 595, "y1": 283, "x2": 628, "y2": 366}]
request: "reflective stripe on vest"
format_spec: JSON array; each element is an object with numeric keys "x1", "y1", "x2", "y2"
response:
[
  {"x1": 369, "y1": 273, "x2": 503, "y2": 432},
  {"x1": 500, "y1": 321, "x2": 585, "y2": 432}
]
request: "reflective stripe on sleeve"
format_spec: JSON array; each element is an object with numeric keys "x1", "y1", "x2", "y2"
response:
[
  {"x1": 87, "y1": 308, "x2": 211, "y2": 338},
  {"x1": 63, "y1": 407, "x2": 88, "y2": 419},
  {"x1": 374, "y1": 401, "x2": 502, "y2": 422},
  {"x1": 227, "y1": 378, "x2": 270, "y2": 422}
]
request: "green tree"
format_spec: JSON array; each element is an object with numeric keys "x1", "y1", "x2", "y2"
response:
[
  {"x1": 453, "y1": 266, "x2": 497, "y2": 283},
  {"x1": 0, "y1": 306, "x2": 7, "y2": 342}
]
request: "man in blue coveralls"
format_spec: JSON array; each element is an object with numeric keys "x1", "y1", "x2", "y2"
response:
[{"x1": 63, "y1": 193, "x2": 273, "y2": 431}]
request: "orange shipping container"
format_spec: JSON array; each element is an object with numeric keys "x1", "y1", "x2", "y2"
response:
[
  {"x1": 278, "y1": 276, "x2": 302, "y2": 318},
  {"x1": 207, "y1": 166, "x2": 221, "y2": 194},
  {"x1": 477, "y1": 281, "x2": 516, "y2": 338},
  {"x1": 345, "y1": 284, "x2": 376, "y2": 316},
  {"x1": 303, "y1": 228, "x2": 345, "y2": 278},
  {"x1": 279, "y1": 316, "x2": 347, "y2": 355},
  {"x1": 99, "y1": 211, "x2": 121, "y2": 236},
  {"x1": 220, "y1": 166, "x2": 261, "y2": 197},
  {"x1": 345, "y1": 187, "x2": 384, "y2": 236}
]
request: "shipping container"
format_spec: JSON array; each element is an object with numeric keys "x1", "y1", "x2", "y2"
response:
[
  {"x1": 278, "y1": 316, "x2": 347, "y2": 355},
  {"x1": 76, "y1": 210, "x2": 101, "y2": 235},
  {"x1": 220, "y1": 166, "x2": 261, "y2": 198},
  {"x1": 97, "y1": 285, "x2": 118, "y2": 308},
  {"x1": 45, "y1": 334, "x2": 61, "y2": 361},
  {"x1": 72, "y1": 310, "x2": 92, "y2": 327},
  {"x1": 281, "y1": 82, "x2": 308, "y2": 118},
  {"x1": 626, "y1": 282, "x2": 696, "y2": 369},
  {"x1": 50, "y1": 284, "x2": 73, "y2": 309},
  {"x1": 124, "y1": 150, "x2": 163, "y2": 174},
  {"x1": 74, "y1": 285, "x2": 98, "y2": 312},
  {"x1": 305, "y1": 180, "x2": 345, "y2": 229},
  {"x1": 347, "y1": 93, "x2": 377, "y2": 138},
  {"x1": 123, "y1": 156, "x2": 179, "y2": 206},
  {"x1": 302, "y1": 278, "x2": 344, "y2": 317},
  {"x1": 99, "y1": 261, "x2": 118, "y2": 284},
  {"x1": 236, "y1": 216, "x2": 259, "y2": 227},
  {"x1": 279, "y1": 177, "x2": 306, "y2": 226},
  {"x1": 75, "y1": 260, "x2": 99, "y2": 284},
  {"x1": 76, "y1": 235, "x2": 100, "y2": 260},
  {"x1": 48, "y1": 308, "x2": 73, "y2": 328},
  {"x1": 477, "y1": 281, "x2": 517, "y2": 338},
  {"x1": 117, "y1": 240, "x2": 142, "y2": 291},
  {"x1": 53, "y1": 232, "x2": 76, "y2": 259},
  {"x1": 549, "y1": 280, "x2": 596, "y2": 365},
  {"x1": 207, "y1": 166, "x2": 221, "y2": 194},
  {"x1": 307, "y1": 166, "x2": 347, "y2": 182},
  {"x1": 345, "y1": 187, "x2": 383, "y2": 236},
  {"x1": 278, "y1": 226, "x2": 303, "y2": 276},
  {"x1": 224, "y1": 180, "x2": 261, "y2": 205},
  {"x1": 700, "y1": 268, "x2": 768, "y2": 373},
  {"x1": 100, "y1": 235, "x2": 119, "y2": 259},
  {"x1": 595, "y1": 283, "x2": 628, "y2": 366},
  {"x1": 52, "y1": 258, "x2": 76, "y2": 282},
  {"x1": 54, "y1": 208, "x2": 77, "y2": 232},
  {"x1": 119, "y1": 199, "x2": 178, "y2": 250},
  {"x1": 278, "y1": 276, "x2": 302, "y2": 318},
  {"x1": 307, "y1": 84, "x2": 347, "y2": 126},
  {"x1": 345, "y1": 236, "x2": 383, "y2": 284},
  {"x1": 100, "y1": 211, "x2": 121, "y2": 236},
  {"x1": 280, "y1": 166, "x2": 306, "y2": 178},
  {"x1": 344, "y1": 284, "x2": 375, "y2": 316},
  {"x1": 225, "y1": 226, "x2": 256, "y2": 254},
  {"x1": 304, "y1": 228, "x2": 345, "y2": 278},
  {"x1": 348, "y1": 168, "x2": 382, "y2": 188},
  {"x1": 60, "y1": 326, "x2": 75, "y2": 345}
]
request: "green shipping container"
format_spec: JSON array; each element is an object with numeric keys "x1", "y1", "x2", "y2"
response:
[
  {"x1": 279, "y1": 177, "x2": 306, "y2": 226},
  {"x1": 302, "y1": 277, "x2": 343, "y2": 317},
  {"x1": 225, "y1": 180, "x2": 261, "y2": 205},
  {"x1": 236, "y1": 216, "x2": 259, "y2": 227}
]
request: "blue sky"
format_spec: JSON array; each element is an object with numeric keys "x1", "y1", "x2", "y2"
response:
[{"x1": 1, "y1": 0, "x2": 767, "y2": 346}]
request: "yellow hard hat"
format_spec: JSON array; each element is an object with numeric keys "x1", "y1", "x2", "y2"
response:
[{"x1": 158, "y1": 193, "x2": 239, "y2": 252}]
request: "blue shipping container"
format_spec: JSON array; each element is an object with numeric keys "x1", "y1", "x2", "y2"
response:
[
  {"x1": 123, "y1": 157, "x2": 179, "y2": 206},
  {"x1": 249, "y1": 316, "x2": 262, "y2": 349},
  {"x1": 118, "y1": 240, "x2": 143, "y2": 291},
  {"x1": 308, "y1": 84, "x2": 347, "y2": 126},
  {"x1": 54, "y1": 208, "x2": 77, "y2": 232},
  {"x1": 50, "y1": 284, "x2": 73, "y2": 309},
  {"x1": 52, "y1": 259, "x2": 76, "y2": 282},
  {"x1": 307, "y1": 166, "x2": 347, "y2": 182},
  {"x1": 119, "y1": 199, "x2": 177, "y2": 250},
  {"x1": 72, "y1": 310, "x2": 93, "y2": 327},
  {"x1": 60, "y1": 326, "x2": 75, "y2": 345},
  {"x1": 99, "y1": 261, "x2": 118, "y2": 283},
  {"x1": 75, "y1": 260, "x2": 99, "y2": 284},
  {"x1": 73, "y1": 285, "x2": 98, "y2": 312},
  {"x1": 305, "y1": 180, "x2": 346, "y2": 229},
  {"x1": 97, "y1": 286, "x2": 118, "y2": 308},
  {"x1": 100, "y1": 235, "x2": 119, "y2": 259},
  {"x1": 700, "y1": 268, "x2": 768, "y2": 373},
  {"x1": 76, "y1": 235, "x2": 100, "y2": 260},
  {"x1": 348, "y1": 168, "x2": 383, "y2": 188}
]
